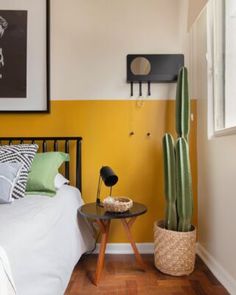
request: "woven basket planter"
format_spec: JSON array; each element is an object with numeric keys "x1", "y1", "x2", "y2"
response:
[{"x1": 154, "y1": 220, "x2": 196, "y2": 276}]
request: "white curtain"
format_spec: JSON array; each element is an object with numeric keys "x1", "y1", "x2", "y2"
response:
[{"x1": 188, "y1": 0, "x2": 209, "y2": 29}]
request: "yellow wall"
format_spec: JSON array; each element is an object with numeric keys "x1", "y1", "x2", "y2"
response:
[{"x1": 0, "y1": 99, "x2": 197, "y2": 243}]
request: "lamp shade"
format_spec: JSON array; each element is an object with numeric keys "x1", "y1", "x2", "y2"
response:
[{"x1": 100, "y1": 166, "x2": 118, "y2": 187}]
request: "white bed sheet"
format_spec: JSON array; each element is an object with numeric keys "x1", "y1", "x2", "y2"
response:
[
  {"x1": 0, "y1": 185, "x2": 94, "y2": 295},
  {"x1": 0, "y1": 245, "x2": 16, "y2": 295}
]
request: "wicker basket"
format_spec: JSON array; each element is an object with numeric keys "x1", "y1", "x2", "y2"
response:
[
  {"x1": 103, "y1": 197, "x2": 133, "y2": 213},
  {"x1": 154, "y1": 220, "x2": 196, "y2": 276}
]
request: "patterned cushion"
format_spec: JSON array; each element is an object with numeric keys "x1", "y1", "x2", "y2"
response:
[{"x1": 0, "y1": 144, "x2": 38, "y2": 199}]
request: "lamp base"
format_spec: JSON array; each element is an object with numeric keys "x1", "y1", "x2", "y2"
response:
[{"x1": 96, "y1": 198, "x2": 104, "y2": 207}]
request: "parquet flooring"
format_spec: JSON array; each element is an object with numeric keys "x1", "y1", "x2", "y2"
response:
[{"x1": 65, "y1": 254, "x2": 229, "y2": 295}]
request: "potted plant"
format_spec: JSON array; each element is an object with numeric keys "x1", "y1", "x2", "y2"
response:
[{"x1": 154, "y1": 66, "x2": 196, "y2": 276}]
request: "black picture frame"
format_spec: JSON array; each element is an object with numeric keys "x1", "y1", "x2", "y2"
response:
[{"x1": 0, "y1": 0, "x2": 50, "y2": 113}]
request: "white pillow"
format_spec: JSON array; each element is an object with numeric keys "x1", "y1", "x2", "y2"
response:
[
  {"x1": 0, "y1": 162, "x2": 23, "y2": 204},
  {"x1": 54, "y1": 173, "x2": 69, "y2": 190}
]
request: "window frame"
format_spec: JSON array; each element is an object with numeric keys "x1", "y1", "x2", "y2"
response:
[{"x1": 207, "y1": 0, "x2": 236, "y2": 137}]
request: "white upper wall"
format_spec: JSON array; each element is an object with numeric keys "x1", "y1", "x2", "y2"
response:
[
  {"x1": 51, "y1": 0, "x2": 188, "y2": 100},
  {"x1": 188, "y1": 0, "x2": 208, "y2": 29}
]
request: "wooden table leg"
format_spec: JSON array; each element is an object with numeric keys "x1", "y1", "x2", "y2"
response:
[
  {"x1": 121, "y1": 218, "x2": 146, "y2": 271},
  {"x1": 93, "y1": 219, "x2": 110, "y2": 286}
]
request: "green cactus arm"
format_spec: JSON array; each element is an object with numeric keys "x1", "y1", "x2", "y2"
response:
[
  {"x1": 176, "y1": 67, "x2": 190, "y2": 141},
  {"x1": 176, "y1": 137, "x2": 193, "y2": 232},
  {"x1": 163, "y1": 133, "x2": 177, "y2": 231}
]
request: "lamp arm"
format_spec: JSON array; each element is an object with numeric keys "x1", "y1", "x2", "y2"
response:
[{"x1": 96, "y1": 175, "x2": 102, "y2": 205}]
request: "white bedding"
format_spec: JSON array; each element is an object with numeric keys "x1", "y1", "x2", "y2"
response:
[
  {"x1": 0, "y1": 245, "x2": 16, "y2": 295},
  {"x1": 0, "y1": 185, "x2": 94, "y2": 295}
]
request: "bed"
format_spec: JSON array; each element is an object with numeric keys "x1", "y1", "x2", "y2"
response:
[{"x1": 0, "y1": 137, "x2": 94, "y2": 295}]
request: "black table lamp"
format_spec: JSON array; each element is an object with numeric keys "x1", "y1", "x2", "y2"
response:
[{"x1": 96, "y1": 166, "x2": 118, "y2": 206}]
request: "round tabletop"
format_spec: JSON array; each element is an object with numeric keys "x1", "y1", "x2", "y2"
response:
[{"x1": 79, "y1": 202, "x2": 147, "y2": 220}]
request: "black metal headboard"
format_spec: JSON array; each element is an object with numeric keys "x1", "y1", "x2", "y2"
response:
[{"x1": 0, "y1": 137, "x2": 82, "y2": 192}]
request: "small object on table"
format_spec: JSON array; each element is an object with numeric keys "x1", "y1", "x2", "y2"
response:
[
  {"x1": 103, "y1": 196, "x2": 133, "y2": 213},
  {"x1": 78, "y1": 202, "x2": 147, "y2": 286}
]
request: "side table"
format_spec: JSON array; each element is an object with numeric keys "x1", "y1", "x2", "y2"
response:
[{"x1": 79, "y1": 202, "x2": 147, "y2": 285}]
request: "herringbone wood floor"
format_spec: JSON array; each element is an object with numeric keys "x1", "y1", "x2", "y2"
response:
[{"x1": 65, "y1": 255, "x2": 229, "y2": 295}]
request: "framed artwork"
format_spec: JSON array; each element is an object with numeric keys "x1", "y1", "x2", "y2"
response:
[{"x1": 0, "y1": 0, "x2": 50, "y2": 113}]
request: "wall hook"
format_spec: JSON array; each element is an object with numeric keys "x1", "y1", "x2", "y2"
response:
[
  {"x1": 130, "y1": 82, "x2": 133, "y2": 97},
  {"x1": 139, "y1": 82, "x2": 142, "y2": 97},
  {"x1": 148, "y1": 81, "x2": 151, "y2": 96}
]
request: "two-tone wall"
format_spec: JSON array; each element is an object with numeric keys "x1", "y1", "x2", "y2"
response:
[{"x1": 0, "y1": 0, "x2": 197, "y2": 243}]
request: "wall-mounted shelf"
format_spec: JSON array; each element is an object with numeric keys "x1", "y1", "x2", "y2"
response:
[{"x1": 127, "y1": 54, "x2": 184, "y2": 96}]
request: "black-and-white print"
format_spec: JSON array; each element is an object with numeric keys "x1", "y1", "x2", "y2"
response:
[
  {"x1": 0, "y1": 16, "x2": 8, "y2": 70},
  {"x1": 0, "y1": 16, "x2": 8, "y2": 38},
  {"x1": 0, "y1": 10, "x2": 27, "y2": 98}
]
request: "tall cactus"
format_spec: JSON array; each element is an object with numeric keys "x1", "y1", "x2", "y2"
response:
[
  {"x1": 176, "y1": 67, "x2": 190, "y2": 141},
  {"x1": 176, "y1": 138, "x2": 193, "y2": 232},
  {"x1": 162, "y1": 66, "x2": 193, "y2": 232},
  {"x1": 163, "y1": 134, "x2": 177, "y2": 231}
]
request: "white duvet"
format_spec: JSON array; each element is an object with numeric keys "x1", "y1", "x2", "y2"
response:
[
  {"x1": 0, "y1": 246, "x2": 16, "y2": 295},
  {"x1": 0, "y1": 185, "x2": 94, "y2": 295}
]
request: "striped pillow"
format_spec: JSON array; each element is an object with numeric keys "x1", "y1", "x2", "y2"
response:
[{"x1": 0, "y1": 144, "x2": 38, "y2": 199}]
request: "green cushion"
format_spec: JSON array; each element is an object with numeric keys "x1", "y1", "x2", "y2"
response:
[{"x1": 26, "y1": 152, "x2": 69, "y2": 196}]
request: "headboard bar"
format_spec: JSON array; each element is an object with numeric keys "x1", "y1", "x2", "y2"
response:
[
  {"x1": 43, "y1": 140, "x2": 47, "y2": 152},
  {"x1": 54, "y1": 140, "x2": 58, "y2": 151},
  {"x1": 76, "y1": 139, "x2": 82, "y2": 191},
  {"x1": 0, "y1": 137, "x2": 82, "y2": 192},
  {"x1": 65, "y1": 140, "x2": 70, "y2": 181}
]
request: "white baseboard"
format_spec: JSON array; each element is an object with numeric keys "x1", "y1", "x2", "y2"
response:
[
  {"x1": 197, "y1": 243, "x2": 236, "y2": 295},
  {"x1": 93, "y1": 243, "x2": 154, "y2": 254}
]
